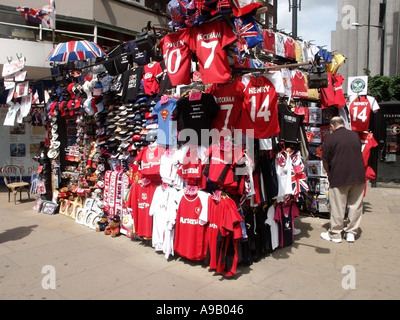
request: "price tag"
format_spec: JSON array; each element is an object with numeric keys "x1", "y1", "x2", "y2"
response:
[
  {"x1": 189, "y1": 91, "x2": 202, "y2": 101},
  {"x1": 160, "y1": 95, "x2": 169, "y2": 104}
]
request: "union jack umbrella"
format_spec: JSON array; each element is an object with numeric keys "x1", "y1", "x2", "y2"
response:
[{"x1": 46, "y1": 40, "x2": 106, "y2": 62}]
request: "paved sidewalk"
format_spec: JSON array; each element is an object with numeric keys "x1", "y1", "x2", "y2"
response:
[{"x1": 0, "y1": 184, "x2": 399, "y2": 300}]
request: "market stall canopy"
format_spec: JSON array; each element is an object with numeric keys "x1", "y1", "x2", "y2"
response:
[{"x1": 46, "y1": 40, "x2": 106, "y2": 62}]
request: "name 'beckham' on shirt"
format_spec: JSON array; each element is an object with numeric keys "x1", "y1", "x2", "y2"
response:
[{"x1": 197, "y1": 32, "x2": 221, "y2": 41}]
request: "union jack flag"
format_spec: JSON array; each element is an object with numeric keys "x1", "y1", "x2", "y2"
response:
[
  {"x1": 16, "y1": 0, "x2": 55, "y2": 30},
  {"x1": 291, "y1": 172, "x2": 309, "y2": 196},
  {"x1": 234, "y1": 14, "x2": 263, "y2": 48},
  {"x1": 168, "y1": 0, "x2": 187, "y2": 29}
]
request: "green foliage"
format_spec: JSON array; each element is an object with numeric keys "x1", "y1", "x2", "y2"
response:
[
  {"x1": 365, "y1": 68, "x2": 400, "y2": 102},
  {"x1": 389, "y1": 74, "x2": 400, "y2": 101},
  {"x1": 368, "y1": 74, "x2": 391, "y2": 102}
]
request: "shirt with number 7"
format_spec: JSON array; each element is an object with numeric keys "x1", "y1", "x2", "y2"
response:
[{"x1": 189, "y1": 20, "x2": 237, "y2": 85}]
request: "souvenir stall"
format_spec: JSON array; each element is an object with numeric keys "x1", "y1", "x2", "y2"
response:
[{"x1": 38, "y1": 2, "x2": 354, "y2": 277}]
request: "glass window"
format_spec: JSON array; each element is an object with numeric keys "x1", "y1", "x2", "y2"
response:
[{"x1": 0, "y1": 10, "x2": 39, "y2": 41}]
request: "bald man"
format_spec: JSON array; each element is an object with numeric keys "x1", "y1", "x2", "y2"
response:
[{"x1": 321, "y1": 116, "x2": 365, "y2": 243}]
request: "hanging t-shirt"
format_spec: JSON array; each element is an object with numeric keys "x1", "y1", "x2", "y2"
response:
[
  {"x1": 290, "y1": 70, "x2": 308, "y2": 99},
  {"x1": 263, "y1": 70, "x2": 286, "y2": 97},
  {"x1": 173, "y1": 191, "x2": 209, "y2": 261},
  {"x1": 274, "y1": 201, "x2": 299, "y2": 248},
  {"x1": 359, "y1": 131, "x2": 378, "y2": 167},
  {"x1": 333, "y1": 74, "x2": 347, "y2": 108},
  {"x1": 189, "y1": 20, "x2": 237, "y2": 84},
  {"x1": 207, "y1": 77, "x2": 245, "y2": 132},
  {"x1": 203, "y1": 143, "x2": 245, "y2": 191},
  {"x1": 142, "y1": 61, "x2": 163, "y2": 95},
  {"x1": 358, "y1": 131, "x2": 378, "y2": 187},
  {"x1": 120, "y1": 67, "x2": 144, "y2": 103},
  {"x1": 348, "y1": 95, "x2": 380, "y2": 132},
  {"x1": 128, "y1": 180, "x2": 157, "y2": 239},
  {"x1": 159, "y1": 149, "x2": 185, "y2": 189},
  {"x1": 103, "y1": 44, "x2": 130, "y2": 76},
  {"x1": 275, "y1": 150, "x2": 293, "y2": 199},
  {"x1": 265, "y1": 204, "x2": 279, "y2": 250},
  {"x1": 255, "y1": 155, "x2": 279, "y2": 203},
  {"x1": 173, "y1": 92, "x2": 219, "y2": 146},
  {"x1": 157, "y1": 60, "x2": 173, "y2": 96},
  {"x1": 278, "y1": 103, "x2": 303, "y2": 145},
  {"x1": 205, "y1": 195, "x2": 243, "y2": 277},
  {"x1": 159, "y1": 28, "x2": 193, "y2": 86},
  {"x1": 238, "y1": 73, "x2": 279, "y2": 139},
  {"x1": 295, "y1": 40, "x2": 303, "y2": 62},
  {"x1": 319, "y1": 72, "x2": 336, "y2": 109},
  {"x1": 125, "y1": 39, "x2": 151, "y2": 66},
  {"x1": 301, "y1": 41, "x2": 319, "y2": 63},
  {"x1": 149, "y1": 185, "x2": 180, "y2": 252},
  {"x1": 151, "y1": 96, "x2": 178, "y2": 146},
  {"x1": 274, "y1": 32, "x2": 286, "y2": 58},
  {"x1": 284, "y1": 36, "x2": 296, "y2": 60},
  {"x1": 176, "y1": 144, "x2": 207, "y2": 189},
  {"x1": 134, "y1": 143, "x2": 166, "y2": 181},
  {"x1": 262, "y1": 29, "x2": 275, "y2": 55}
]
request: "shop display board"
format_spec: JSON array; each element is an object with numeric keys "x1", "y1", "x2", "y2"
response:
[{"x1": 0, "y1": 105, "x2": 46, "y2": 180}]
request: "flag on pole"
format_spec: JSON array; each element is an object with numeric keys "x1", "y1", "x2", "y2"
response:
[{"x1": 16, "y1": 0, "x2": 56, "y2": 30}]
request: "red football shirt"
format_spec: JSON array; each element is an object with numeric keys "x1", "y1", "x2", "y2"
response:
[
  {"x1": 284, "y1": 37, "x2": 296, "y2": 60},
  {"x1": 173, "y1": 191, "x2": 209, "y2": 261},
  {"x1": 320, "y1": 72, "x2": 336, "y2": 109},
  {"x1": 135, "y1": 144, "x2": 166, "y2": 180},
  {"x1": 177, "y1": 145, "x2": 207, "y2": 188},
  {"x1": 189, "y1": 20, "x2": 237, "y2": 84},
  {"x1": 348, "y1": 95, "x2": 380, "y2": 132},
  {"x1": 290, "y1": 70, "x2": 309, "y2": 99},
  {"x1": 238, "y1": 74, "x2": 280, "y2": 139},
  {"x1": 204, "y1": 143, "x2": 245, "y2": 191},
  {"x1": 159, "y1": 28, "x2": 192, "y2": 86},
  {"x1": 359, "y1": 131, "x2": 378, "y2": 167},
  {"x1": 208, "y1": 77, "x2": 245, "y2": 132},
  {"x1": 142, "y1": 62, "x2": 162, "y2": 95},
  {"x1": 262, "y1": 29, "x2": 275, "y2": 55},
  {"x1": 206, "y1": 196, "x2": 243, "y2": 274},
  {"x1": 128, "y1": 181, "x2": 157, "y2": 238},
  {"x1": 333, "y1": 74, "x2": 347, "y2": 108}
]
